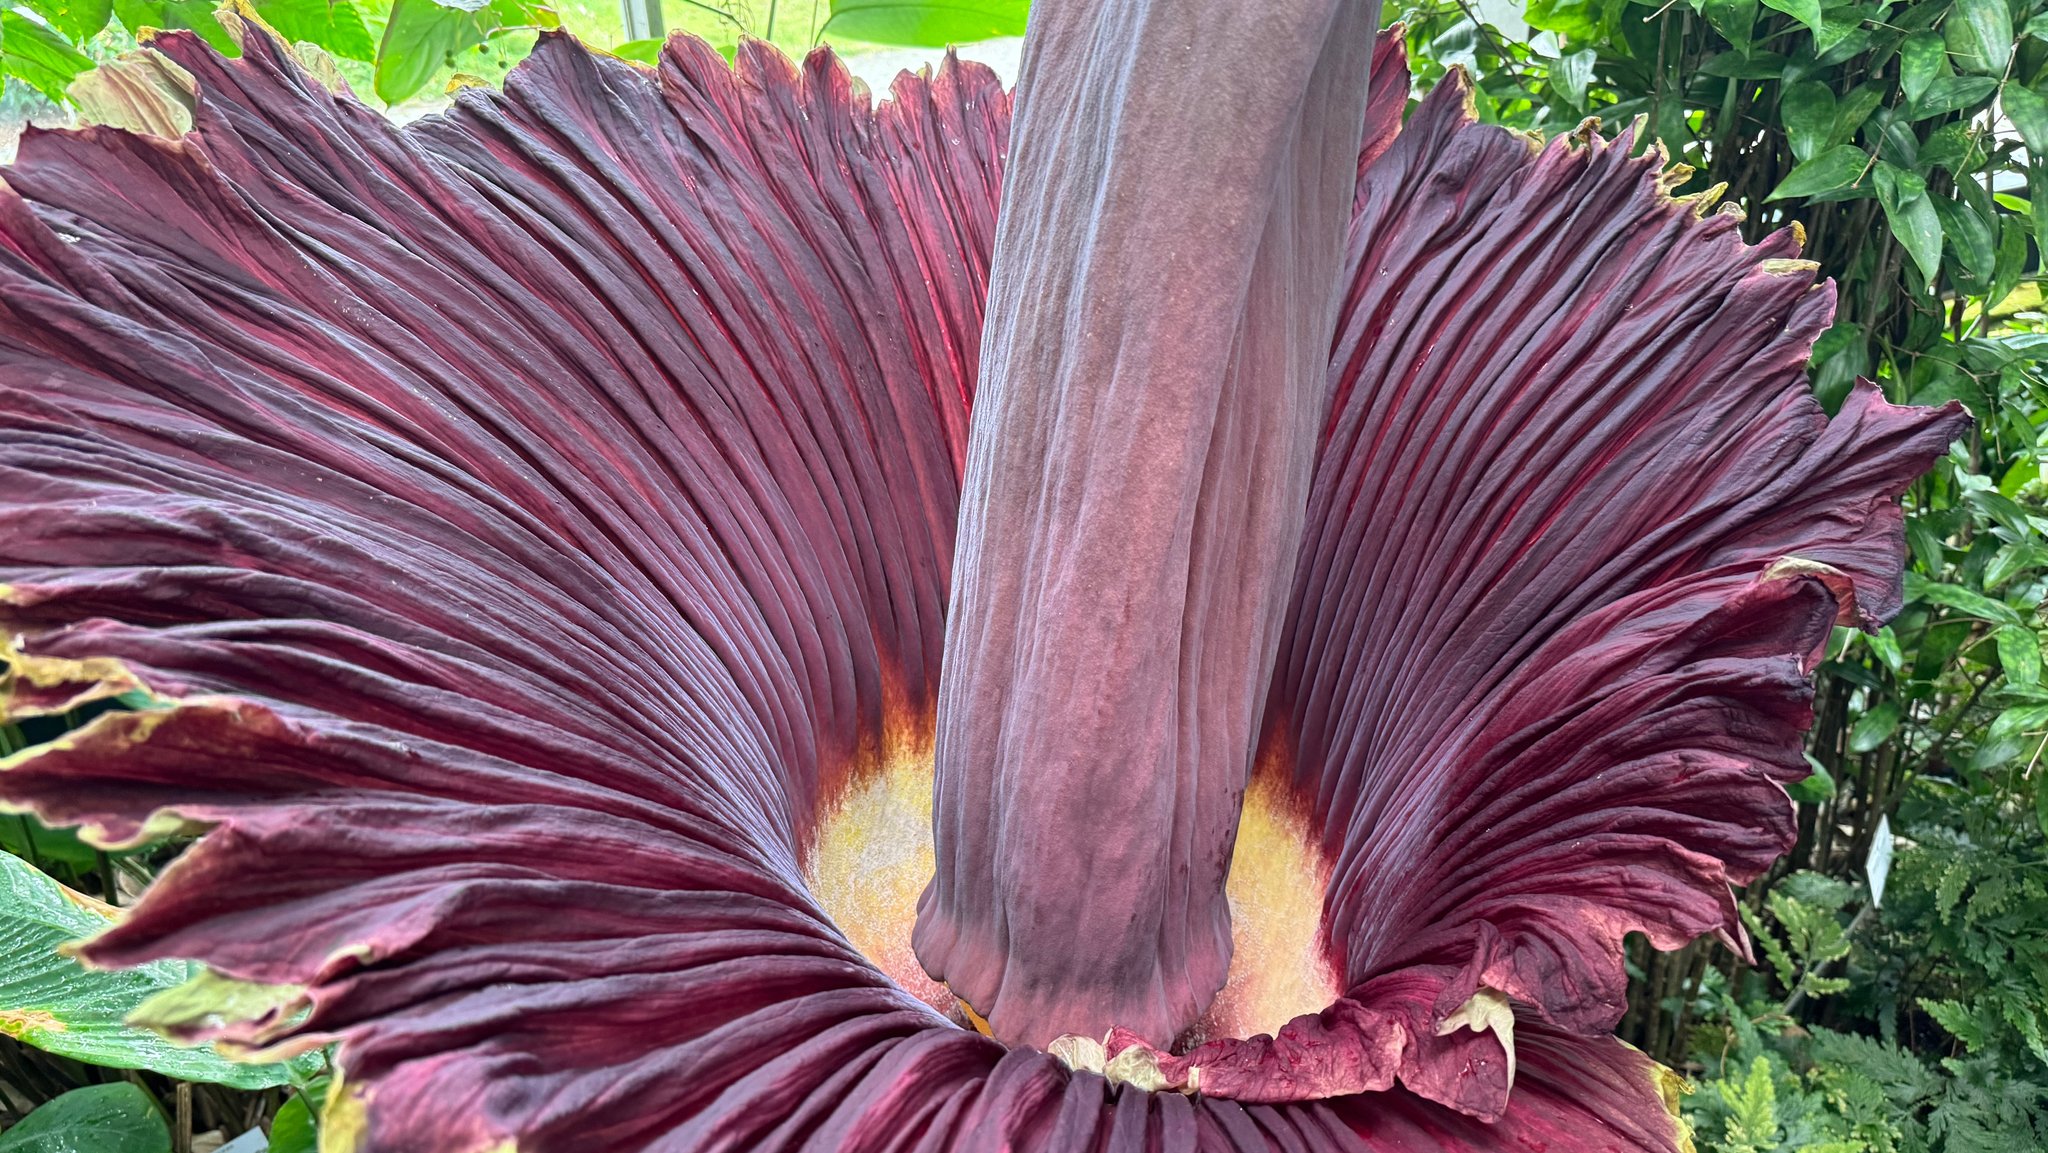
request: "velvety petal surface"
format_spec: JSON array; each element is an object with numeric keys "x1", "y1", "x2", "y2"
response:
[
  {"x1": 1, "y1": 23, "x2": 1019, "y2": 1151},
  {"x1": 1179, "y1": 59, "x2": 1967, "y2": 1119},
  {"x1": 0, "y1": 19, "x2": 1956, "y2": 1153}
]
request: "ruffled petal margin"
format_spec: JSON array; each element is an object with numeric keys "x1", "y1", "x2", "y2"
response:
[
  {"x1": 1149, "y1": 54, "x2": 1965, "y2": 1121},
  {"x1": 0, "y1": 22, "x2": 1955, "y2": 1153}
]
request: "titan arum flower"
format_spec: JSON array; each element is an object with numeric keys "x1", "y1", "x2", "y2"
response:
[{"x1": 0, "y1": 0, "x2": 1966, "y2": 1146}]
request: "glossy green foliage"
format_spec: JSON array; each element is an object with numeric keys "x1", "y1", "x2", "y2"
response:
[
  {"x1": 0, "y1": 1084, "x2": 169, "y2": 1153},
  {"x1": 0, "y1": 850, "x2": 310, "y2": 1090},
  {"x1": 7, "y1": 0, "x2": 1021, "y2": 112}
]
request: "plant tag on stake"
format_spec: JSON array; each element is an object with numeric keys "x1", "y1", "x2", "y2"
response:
[{"x1": 1866, "y1": 815, "x2": 1894, "y2": 908}]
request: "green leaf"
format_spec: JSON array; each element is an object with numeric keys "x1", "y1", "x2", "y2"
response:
[
  {"x1": 1789, "y1": 754, "x2": 1837, "y2": 802},
  {"x1": 2032, "y1": 159, "x2": 2048, "y2": 257},
  {"x1": 266, "y1": 1078, "x2": 330, "y2": 1153},
  {"x1": 1907, "y1": 573, "x2": 2028, "y2": 625},
  {"x1": 0, "y1": 851, "x2": 307, "y2": 1088},
  {"x1": 1702, "y1": 0, "x2": 1759, "y2": 49},
  {"x1": 0, "y1": 1083, "x2": 168, "y2": 1153},
  {"x1": 1946, "y1": 0, "x2": 2013, "y2": 75},
  {"x1": 372, "y1": 0, "x2": 556, "y2": 104},
  {"x1": 1850, "y1": 698, "x2": 1902, "y2": 752},
  {"x1": 110, "y1": 0, "x2": 235, "y2": 54},
  {"x1": 1997, "y1": 625, "x2": 2042, "y2": 685},
  {"x1": 16, "y1": 0, "x2": 111, "y2": 45},
  {"x1": 1989, "y1": 213, "x2": 2027, "y2": 310},
  {"x1": 1813, "y1": 5, "x2": 1868, "y2": 58},
  {"x1": 1933, "y1": 193, "x2": 1998, "y2": 281},
  {"x1": 1899, "y1": 30, "x2": 1945, "y2": 104},
  {"x1": 1761, "y1": 0, "x2": 1824, "y2": 36},
  {"x1": 1719, "y1": 1056, "x2": 1782, "y2": 1150},
  {"x1": 1832, "y1": 82, "x2": 1884, "y2": 145},
  {"x1": 1766, "y1": 144, "x2": 1871, "y2": 200},
  {"x1": 1782, "y1": 80, "x2": 1837, "y2": 162},
  {"x1": 1, "y1": 11, "x2": 94, "y2": 104},
  {"x1": 821, "y1": 0, "x2": 1026, "y2": 46},
  {"x1": 1867, "y1": 625, "x2": 1904, "y2": 672},
  {"x1": 609, "y1": 36, "x2": 661, "y2": 63},
  {"x1": 2004, "y1": 83, "x2": 2048, "y2": 153},
  {"x1": 254, "y1": 0, "x2": 374, "y2": 61},
  {"x1": 1920, "y1": 121, "x2": 1988, "y2": 172},
  {"x1": 1551, "y1": 47, "x2": 1595, "y2": 111},
  {"x1": 1913, "y1": 75, "x2": 1999, "y2": 118}
]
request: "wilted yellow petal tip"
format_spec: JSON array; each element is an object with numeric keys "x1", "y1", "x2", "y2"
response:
[
  {"x1": 1436, "y1": 987, "x2": 1517, "y2": 1087},
  {"x1": 129, "y1": 968, "x2": 307, "y2": 1037},
  {"x1": 1762, "y1": 555, "x2": 1845, "y2": 581},
  {"x1": 1048, "y1": 1033, "x2": 1106, "y2": 1074},
  {"x1": 1102, "y1": 1043, "x2": 1175, "y2": 1093},
  {"x1": 320, "y1": 1077, "x2": 370, "y2": 1153}
]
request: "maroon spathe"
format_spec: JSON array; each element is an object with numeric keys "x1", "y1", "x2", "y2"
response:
[{"x1": 0, "y1": 13, "x2": 1964, "y2": 1153}]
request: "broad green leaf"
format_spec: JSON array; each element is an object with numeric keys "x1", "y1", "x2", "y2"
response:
[
  {"x1": 2004, "y1": 84, "x2": 2048, "y2": 153},
  {"x1": 1946, "y1": 0, "x2": 2013, "y2": 75},
  {"x1": 1761, "y1": 0, "x2": 1824, "y2": 36},
  {"x1": 821, "y1": 0, "x2": 1026, "y2": 46},
  {"x1": 1701, "y1": 0, "x2": 1758, "y2": 49},
  {"x1": 1986, "y1": 542, "x2": 2048, "y2": 588},
  {"x1": 0, "y1": 1084, "x2": 168, "y2": 1153},
  {"x1": 267, "y1": 1078, "x2": 331, "y2": 1153},
  {"x1": 1906, "y1": 573, "x2": 2028, "y2": 625},
  {"x1": 1913, "y1": 75, "x2": 1999, "y2": 118},
  {"x1": 1917, "y1": 79, "x2": 1997, "y2": 122},
  {"x1": 0, "y1": 11, "x2": 94, "y2": 104},
  {"x1": 2033, "y1": 159, "x2": 2048, "y2": 257},
  {"x1": 1989, "y1": 214, "x2": 2027, "y2": 310},
  {"x1": 1932, "y1": 193, "x2": 1997, "y2": 281},
  {"x1": 111, "y1": 0, "x2": 235, "y2": 53},
  {"x1": 1849, "y1": 699, "x2": 1902, "y2": 752},
  {"x1": 1918, "y1": 121, "x2": 1989, "y2": 172},
  {"x1": 2038, "y1": 774, "x2": 2048, "y2": 838},
  {"x1": 1832, "y1": 83, "x2": 1884, "y2": 145},
  {"x1": 1809, "y1": 319, "x2": 1869, "y2": 409},
  {"x1": 254, "y1": 0, "x2": 374, "y2": 61},
  {"x1": 0, "y1": 851, "x2": 306, "y2": 1088},
  {"x1": 373, "y1": 0, "x2": 556, "y2": 104},
  {"x1": 16, "y1": 0, "x2": 111, "y2": 45},
  {"x1": 1996, "y1": 625, "x2": 2042, "y2": 685},
  {"x1": 1788, "y1": 754, "x2": 1837, "y2": 803},
  {"x1": 1782, "y1": 80, "x2": 1837, "y2": 162},
  {"x1": 1813, "y1": 6, "x2": 1868, "y2": 58},
  {"x1": 1899, "y1": 30, "x2": 1944, "y2": 104},
  {"x1": 1552, "y1": 47, "x2": 1595, "y2": 111},
  {"x1": 1867, "y1": 625, "x2": 1904, "y2": 672},
  {"x1": 1766, "y1": 144, "x2": 1870, "y2": 200},
  {"x1": 609, "y1": 36, "x2": 661, "y2": 63}
]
